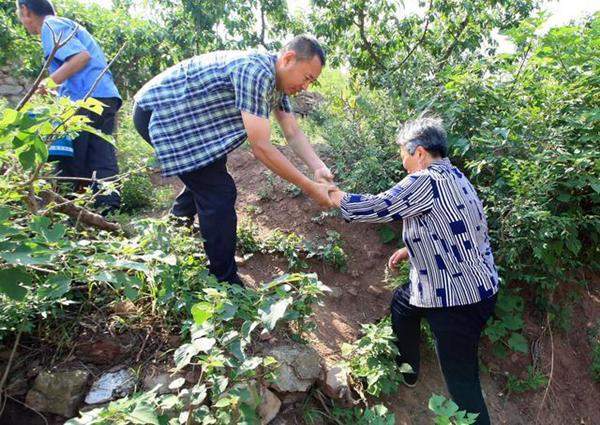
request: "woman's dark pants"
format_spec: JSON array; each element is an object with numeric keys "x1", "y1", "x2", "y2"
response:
[
  {"x1": 133, "y1": 103, "x2": 241, "y2": 285},
  {"x1": 391, "y1": 284, "x2": 497, "y2": 425}
]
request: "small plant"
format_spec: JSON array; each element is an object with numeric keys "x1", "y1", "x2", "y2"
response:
[
  {"x1": 120, "y1": 173, "x2": 155, "y2": 213},
  {"x1": 506, "y1": 365, "x2": 548, "y2": 394},
  {"x1": 306, "y1": 230, "x2": 348, "y2": 271},
  {"x1": 588, "y1": 320, "x2": 600, "y2": 382},
  {"x1": 484, "y1": 290, "x2": 528, "y2": 357},
  {"x1": 428, "y1": 394, "x2": 479, "y2": 425},
  {"x1": 331, "y1": 404, "x2": 395, "y2": 425},
  {"x1": 341, "y1": 317, "x2": 411, "y2": 397}
]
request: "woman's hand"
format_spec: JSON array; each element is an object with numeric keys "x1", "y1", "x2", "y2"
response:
[
  {"x1": 388, "y1": 247, "x2": 409, "y2": 270},
  {"x1": 329, "y1": 188, "x2": 346, "y2": 207}
]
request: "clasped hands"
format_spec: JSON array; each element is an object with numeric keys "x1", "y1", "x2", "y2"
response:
[{"x1": 305, "y1": 166, "x2": 345, "y2": 209}]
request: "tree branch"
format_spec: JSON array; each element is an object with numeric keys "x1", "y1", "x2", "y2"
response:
[
  {"x1": 16, "y1": 23, "x2": 79, "y2": 111},
  {"x1": 396, "y1": 0, "x2": 433, "y2": 70},
  {"x1": 435, "y1": 14, "x2": 470, "y2": 73}
]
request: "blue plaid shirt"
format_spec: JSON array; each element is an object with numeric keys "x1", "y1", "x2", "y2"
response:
[
  {"x1": 134, "y1": 51, "x2": 293, "y2": 176},
  {"x1": 341, "y1": 158, "x2": 499, "y2": 308}
]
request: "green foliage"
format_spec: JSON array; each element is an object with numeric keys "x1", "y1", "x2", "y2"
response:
[
  {"x1": 588, "y1": 320, "x2": 600, "y2": 382},
  {"x1": 120, "y1": 173, "x2": 154, "y2": 213},
  {"x1": 331, "y1": 404, "x2": 396, "y2": 425},
  {"x1": 484, "y1": 291, "x2": 527, "y2": 357},
  {"x1": 428, "y1": 394, "x2": 479, "y2": 425},
  {"x1": 341, "y1": 317, "x2": 411, "y2": 397},
  {"x1": 237, "y1": 221, "x2": 348, "y2": 272},
  {"x1": 506, "y1": 366, "x2": 548, "y2": 394},
  {"x1": 67, "y1": 273, "x2": 329, "y2": 424}
]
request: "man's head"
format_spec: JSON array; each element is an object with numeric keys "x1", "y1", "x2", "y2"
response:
[
  {"x1": 275, "y1": 35, "x2": 326, "y2": 96},
  {"x1": 397, "y1": 117, "x2": 448, "y2": 173},
  {"x1": 16, "y1": 0, "x2": 55, "y2": 35}
]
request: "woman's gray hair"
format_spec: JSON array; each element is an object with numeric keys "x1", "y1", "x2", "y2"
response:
[{"x1": 396, "y1": 117, "x2": 448, "y2": 158}]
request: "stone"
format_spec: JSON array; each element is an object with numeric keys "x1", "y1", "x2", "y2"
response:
[
  {"x1": 76, "y1": 337, "x2": 128, "y2": 365},
  {"x1": 329, "y1": 287, "x2": 343, "y2": 298},
  {"x1": 259, "y1": 387, "x2": 281, "y2": 424},
  {"x1": 348, "y1": 288, "x2": 359, "y2": 297},
  {"x1": 111, "y1": 300, "x2": 137, "y2": 316},
  {"x1": 322, "y1": 365, "x2": 349, "y2": 399},
  {"x1": 25, "y1": 369, "x2": 90, "y2": 417},
  {"x1": 6, "y1": 372, "x2": 28, "y2": 396},
  {"x1": 85, "y1": 368, "x2": 135, "y2": 404},
  {"x1": 0, "y1": 84, "x2": 23, "y2": 96},
  {"x1": 142, "y1": 368, "x2": 183, "y2": 395},
  {"x1": 264, "y1": 343, "x2": 322, "y2": 393}
]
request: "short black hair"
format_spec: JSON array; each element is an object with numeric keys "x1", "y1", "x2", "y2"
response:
[
  {"x1": 282, "y1": 35, "x2": 326, "y2": 66},
  {"x1": 16, "y1": 0, "x2": 55, "y2": 16}
]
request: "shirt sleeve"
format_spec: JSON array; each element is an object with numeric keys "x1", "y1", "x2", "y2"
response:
[
  {"x1": 41, "y1": 18, "x2": 86, "y2": 63},
  {"x1": 279, "y1": 94, "x2": 293, "y2": 113},
  {"x1": 340, "y1": 173, "x2": 434, "y2": 223},
  {"x1": 230, "y1": 63, "x2": 273, "y2": 118}
]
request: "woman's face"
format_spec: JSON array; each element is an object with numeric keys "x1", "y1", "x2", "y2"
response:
[{"x1": 400, "y1": 145, "x2": 420, "y2": 174}]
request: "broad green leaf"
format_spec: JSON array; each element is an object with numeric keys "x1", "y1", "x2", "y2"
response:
[
  {"x1": 191, "y1": 302, "x2": 213, "y2": 325},
  {"x1": 259, "y1": 297, "x2": 293, "y2": 331},
  {"x1": 0, "y1": 267, "x2": 31, "y2": 300},
  {"x1": 378, "y1": 225, "x2": 396, "y2": 244},
  {"x1": 508, "y1": 332, "x2": 528, "y2": 353},
  {"x1": 127, "y1": 403, "x2": 159, "y2": 425},
  {"x1": 38, "y1": 273, "x2": 71, "y2": 299}
]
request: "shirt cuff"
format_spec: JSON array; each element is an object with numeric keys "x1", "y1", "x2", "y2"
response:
[{"x1": 339, "y1": 193, "x2": 356, "y2": 222}]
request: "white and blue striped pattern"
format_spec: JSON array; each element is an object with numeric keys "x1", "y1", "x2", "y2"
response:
[
  {"x1": 341, "y1": 158, "x2": 499, "y2": 308},
  {"x1": 134, "y1": 51, "x2": 292, "y2": 177}
]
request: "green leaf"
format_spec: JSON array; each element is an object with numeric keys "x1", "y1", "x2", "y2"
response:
[
  {"x1": 259, "y1": 297, "x2": 293, "y2": 331},
  {"x1": 213, "y1": 397, "x2": 232, "y2": 408},
  {"x1": 191, "y1": 302, "x2": 213, "y2": 325},
  {"x1": 508, "y1": 332, "x2": 528, "y2": 353},
  {"x1": 127, "y1": 403, "x2": 159, "y2": 425},
  {"x1": 0, "y1": 108, "x2": 18, "y2": 126},
  {"x1": 0, "y1": 267, "x2": 31, "y2": 300},
  {"x1": 38, "y1": 273, "x2": 71, "y2": 299},
  {"x1": 378, "y1": 225, "x2": 396, "y2": 244}
]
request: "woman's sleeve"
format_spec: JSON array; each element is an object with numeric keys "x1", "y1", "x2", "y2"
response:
[{"x1": 340, "y1": 173, "x2": 434, "y2": 223}]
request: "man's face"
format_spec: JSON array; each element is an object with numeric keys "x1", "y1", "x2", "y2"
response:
[
  {"x1": 277, "y1": 51, "x2": 323, "y2": 96},
  {"x1": 17, "y1": 6, "x2": 38, "y2": 35}
]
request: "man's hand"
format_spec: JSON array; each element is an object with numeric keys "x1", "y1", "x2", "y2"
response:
[
  {"x1": 388, "y1": 247, "x2": 409, "y2": 270},
  {"x1": 314, "y1": 166, "x2": 334, "y2": 184},
  {"x1": 305, "y1": 181, "x2": 337, "y2": 208}
]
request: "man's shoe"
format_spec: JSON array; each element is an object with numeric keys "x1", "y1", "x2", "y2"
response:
[{"x1": 402, "y1": 372, "x2": 418, "y2": 388}]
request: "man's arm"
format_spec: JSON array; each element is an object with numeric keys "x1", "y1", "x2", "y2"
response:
[
  {"x1": 241, "y1": 111, "x2": 334, "y2": 208},
  {"x1": 274, "y1": 109, "x2": 333, "y2": 183},
  {"x1": 49, "y1": 51, "x2": 91, "y2": 85}
]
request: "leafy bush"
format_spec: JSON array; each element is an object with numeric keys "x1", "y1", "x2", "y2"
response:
[
  {"x1": 341, "y1": 317, "x2": 411, "y2": 397},
  {"x1": 120, "y1": 173, "x2": 154, "y2": 213}
]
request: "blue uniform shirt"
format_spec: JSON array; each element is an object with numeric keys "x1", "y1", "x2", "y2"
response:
[
  {"x1": 134, "y1": 51, "x2": 293, "y2": 177},
  {"x1": 41, "y1": 16, "x2": 120, "y2": 101}
]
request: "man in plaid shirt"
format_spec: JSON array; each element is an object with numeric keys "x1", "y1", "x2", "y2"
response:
[{"x1": 133, "y1": 35, "x2": 335, "y2": 285}]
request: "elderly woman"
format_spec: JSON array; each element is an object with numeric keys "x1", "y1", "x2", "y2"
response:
[{"x1": 330, "y1": 117, "x2": 498, "y2": 425}]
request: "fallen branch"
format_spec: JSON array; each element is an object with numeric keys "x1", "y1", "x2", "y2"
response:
[{"x1": 38, "y1": 190, "x2": 120, "y2": 232}]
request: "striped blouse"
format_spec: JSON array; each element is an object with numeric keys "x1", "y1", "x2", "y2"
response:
[{"x1": 340, "y1": 158, "x2": 499, "y2": 308}]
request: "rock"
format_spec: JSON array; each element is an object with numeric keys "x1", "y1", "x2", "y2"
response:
[
  {"x1": 348, "y1": 288, "x2": 359, "y2": 297},
  {"x1": 367, "y1": 285, "x2": 380, "y2": 295},
  {"x1": 6, "y1": 372, "x2": 28, "y2": 396},
  {"x1": 111, "y1": 300, "x2": 137, "y2": 316},
  {"x1": 85, "y1": 368, "x2": 135, "y2": 404},
  {"x1": 322, "y1": 365, "x2": 349, "y2": 399},
  {"x1": 0, "y1": 84, "x2": 23, "y2": 96},
  {"x1": 259, "y1": 387, "x2": 281, "y2": 424},
  {"x1": 142, "y1": 367, "x2": 183, "y2": 395},
  {"x1": 264, "y1": 343, "x2": 322, "y2": 393},
  {"x1": 25, "y1": 369, "x2": 90, "y2": 417},
  {"x1": 76, "y1": 337, "x2": 128, "y2": 365},
  {"x1": 329, "y1": 287, "x2": 343, "y2": 298}
]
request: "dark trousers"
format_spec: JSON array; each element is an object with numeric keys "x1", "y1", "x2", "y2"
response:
[
  {"x1": 132, "y1": 104, "x2": 196, "y2": 217},
  {"x1": 133, "y1": 104, "x2": 241, "y2": 285},
  {"x1": 391, "y1": 285, "x2": 496, "y2": 425},
  {"x1": 56, "y1": 97, "x2": 121, "y2": 209}
]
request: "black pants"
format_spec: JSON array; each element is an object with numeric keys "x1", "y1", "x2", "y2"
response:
[
  {"x1": 56, "y1": 97, "x2": 121, "y2": 209},
  {"x1": 391, "y1": 284, "x2": 496, "y2": 425},
  {"x1": 132, "y1": 104, "x2": 196, "y2": 217},
  {"x1": 133, "y1": 103, "x2": 241, "y2": 285}
]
